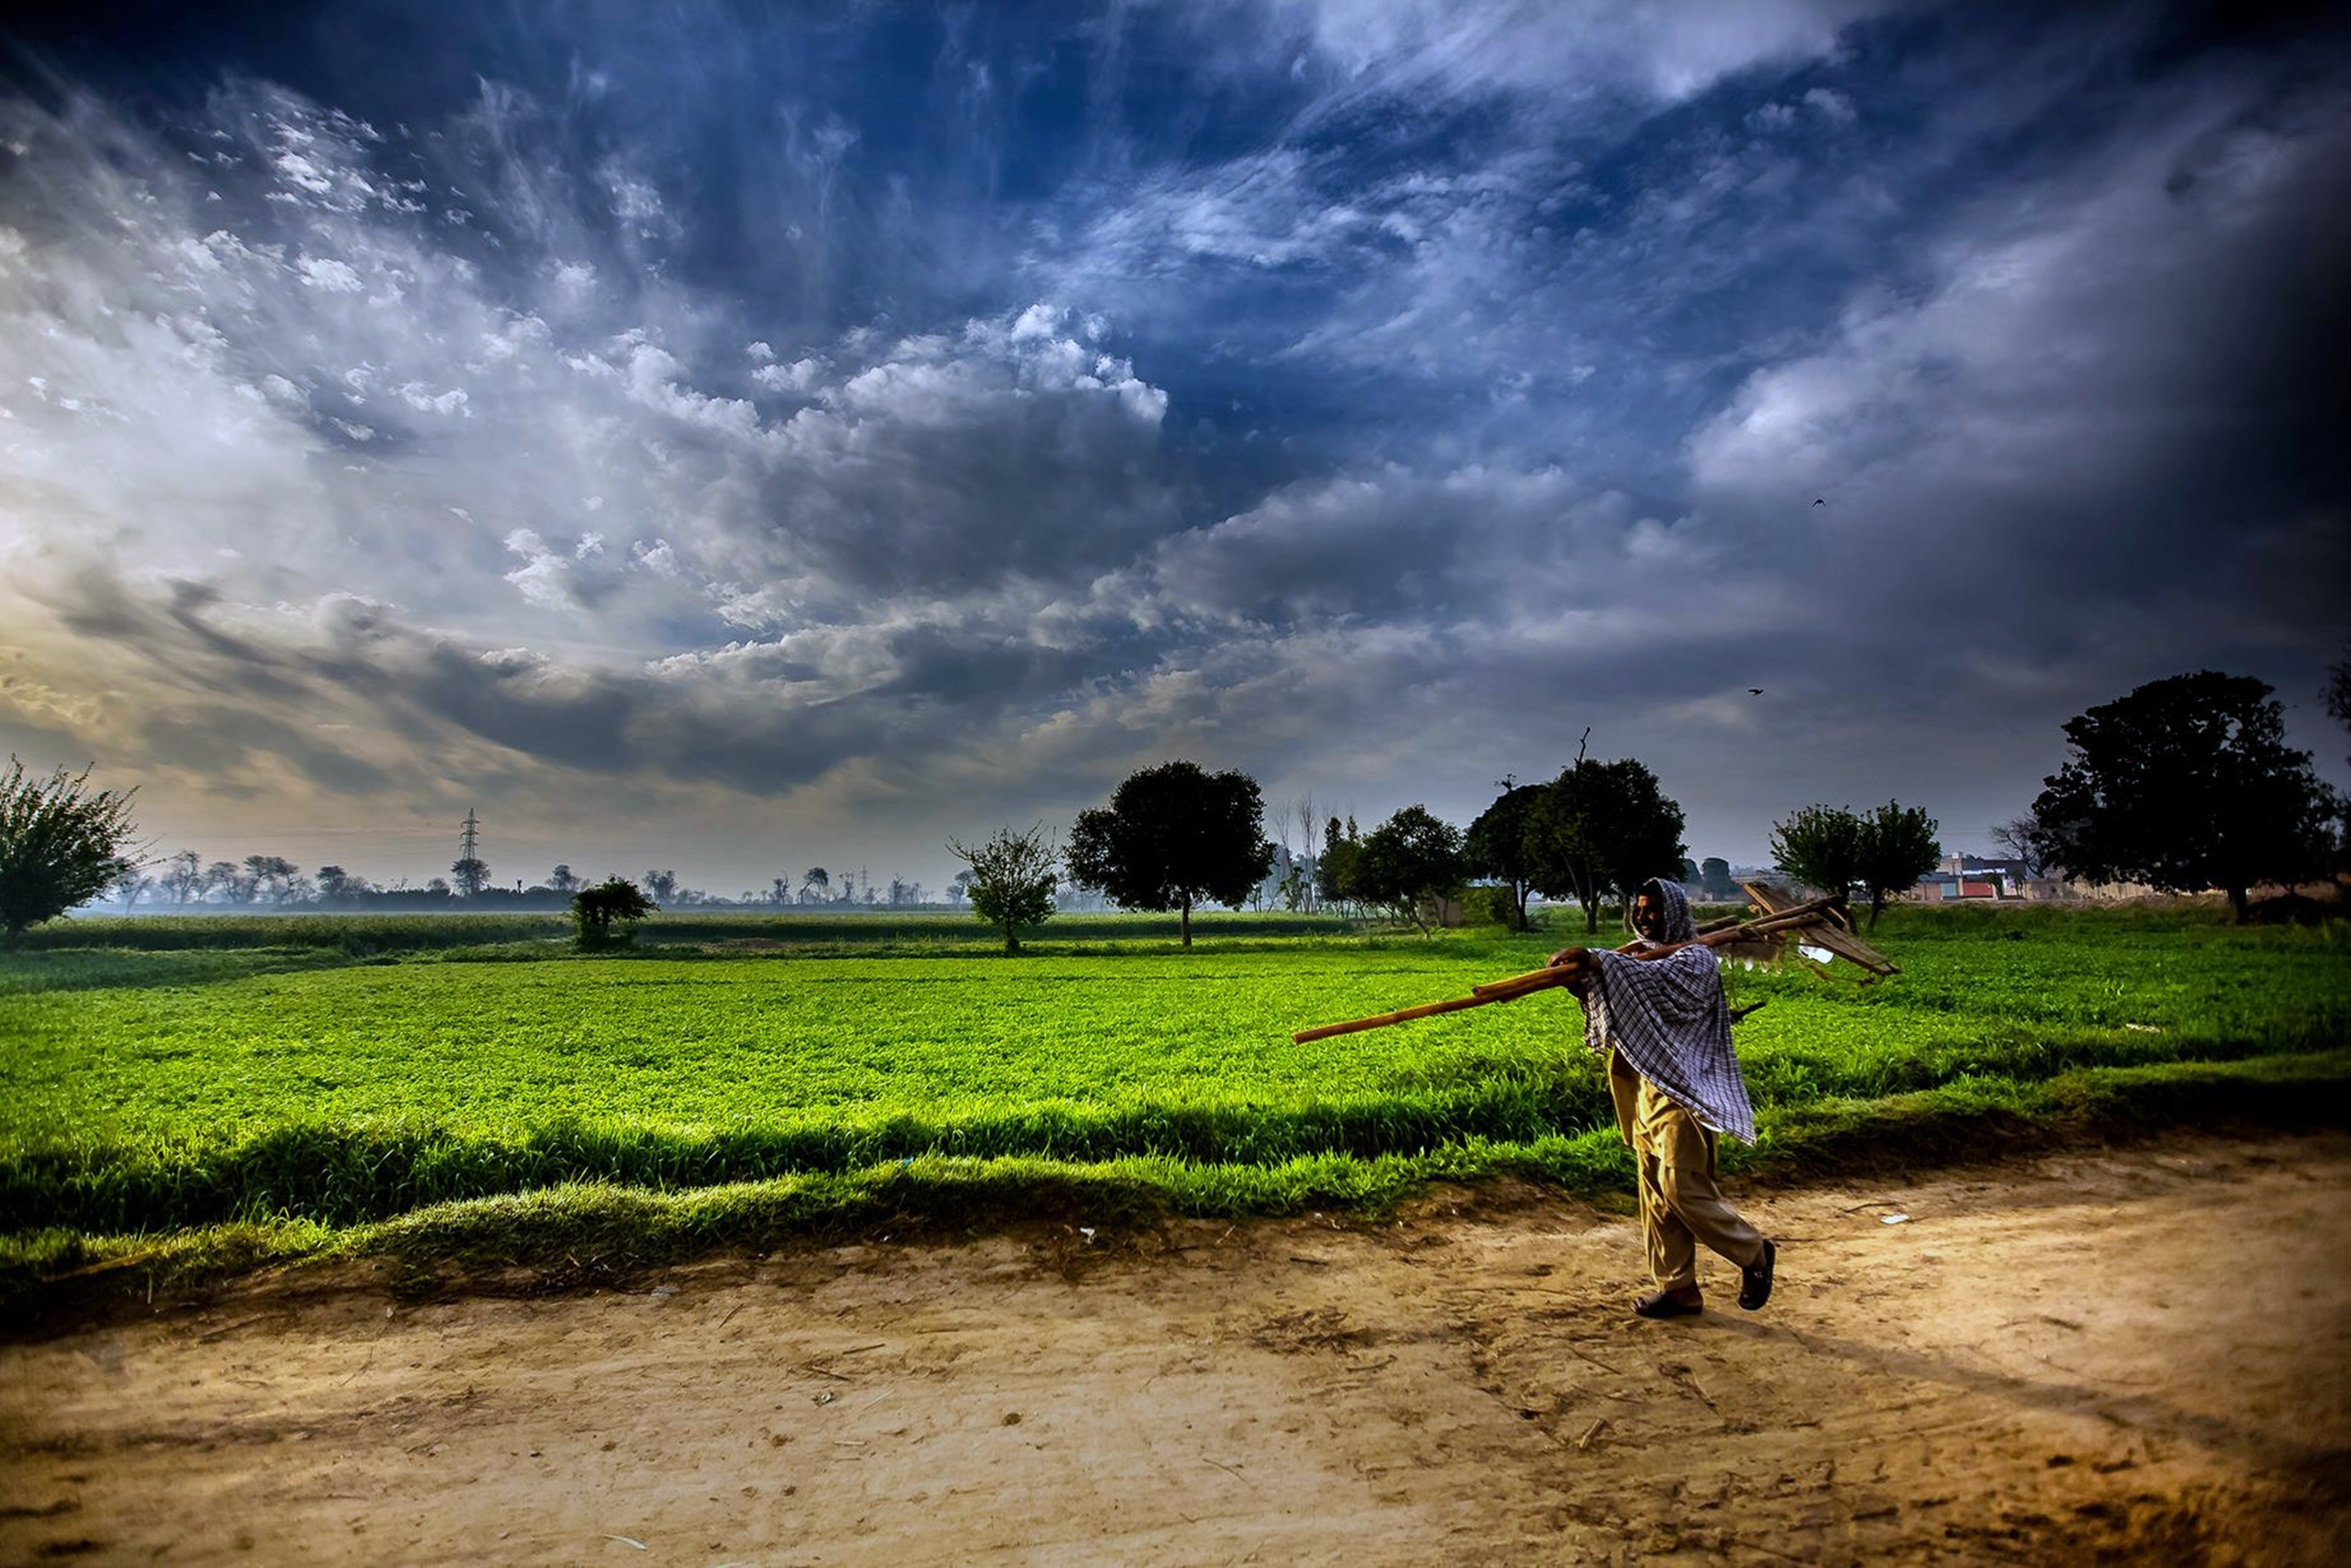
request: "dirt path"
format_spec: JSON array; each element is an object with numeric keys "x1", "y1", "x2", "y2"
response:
[{"x1": 5, "y1": 1129, "x2": 2349, "y2": 1566}]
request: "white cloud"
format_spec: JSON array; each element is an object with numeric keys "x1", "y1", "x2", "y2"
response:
[{"x1": 298, "y1": 256, "x2": 364, "y2": 291}]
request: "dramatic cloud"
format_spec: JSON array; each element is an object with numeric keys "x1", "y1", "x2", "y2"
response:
[{"x1": 1, "y1": 2, "x2": 2344, "y2": 891}]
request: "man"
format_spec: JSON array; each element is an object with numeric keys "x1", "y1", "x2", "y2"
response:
[{"x1": 1550, "y1": 877, "x2": 1775, "y2": 1319}]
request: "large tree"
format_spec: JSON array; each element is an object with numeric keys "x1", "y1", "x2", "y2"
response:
[
  {"x1": 1314, "y1": 815, "x2": 1361, "y2": 917},
  {"x1": 0, "y1": 757, "x2": 141, "y2": 941},
  {"x1": 1354, "y1": 805, "x2": 1466, "y2": 935},
  {"x1": 2026, "y1": 670, "x2": 2340, "y2": 922},
  {"x1": 1463, "y1": 782, "x2": 1543, "y2": 932},
  {"x1": 1769, "y1": 805, "x2": 1865, "y2": 906},
  {"x1": 946, "y1": 823, "x2": 1059, "y2": 954},
  {"x1": 572, "y1": 877, "x2": 657, "y2": 949},
  {"x1": 1524, "y1": 757, "x2": 1687, "y2": 932},
  {"x1": 1856, "y1": 800, "x2": 1941, "y2": 929},
  {"x1": 1066, "y1": 760, "x2": 1275, "y2": 947}
]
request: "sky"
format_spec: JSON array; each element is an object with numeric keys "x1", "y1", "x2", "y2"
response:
[{"x1": 2, "y1": 1, "x2": 2346, "y2": 899}]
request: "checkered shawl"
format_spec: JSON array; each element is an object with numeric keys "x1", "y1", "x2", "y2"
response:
[{"x1": 1578, "y1": 879, "x2": 1758, "y2": 1144}]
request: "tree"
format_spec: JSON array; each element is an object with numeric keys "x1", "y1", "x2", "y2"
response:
[
  {"x1": 1769, "y1": 805, "x2": 1865, "y2": 905},
  {"x1": 159, "y1": 849, "x2": 204, "y2": 905},
  {"x1": 1292, "y1": 793, "x2": 1322, "y2": 913},
  {"x1": 245, "y1": 853, "x2": 301, "y2": 904},
  {"x1": 643, "y1": 868, "x2": 678, "y2": 904},
  {"x1": 110, "y1": 864, "x2": 152, "y2": 910},
  {"x1": 800, "y1": 866, "x2": 830, "y2": 902},
  {"x1": 548, "y1": 864, "x2": 583, "y2": 895},
  {"x1": 1987, "y1": 819, "x2": 2045, "y2": 878},
  {"x1": 1524, "y1": 757, "x2": 1688, "y2": 932},
  {"x1": 2025, "y1": 670, "x2": 2341, "y2": 922},
  {"x1": 572, "y1": 876, "x2": 658, "y2": 948},
  {"x1": 947, "y1": 823, "x2": 1059, "y2": 953},
  {"x1": 1354, "y1": 805, "x2": 1466, "y2": 934},
  {"x1": 206, "y1": 860, "x2": 257, "y2": 904},
  {"x1": 1463, "y1": 782, "x2": 1543, "y2": 932},
  {"x1": 1066, "y1": 760, "x2": 1275, "y2": 948},
  {"x1": 1315, "y1": 815, "x2": 1361, "y2": 916},
  {"x1": 0, "y1": 757, "x2": 141, "y2": 941},
  {"x1": 1275, "y1": 857, "x2": 1307, "y2": 912},
  {"x1": 450, "y1": 854, "x2": 490, "y2": 897},
  {"x1": 1856, "y1": 800, "x2": 1941, "y2": 929}
]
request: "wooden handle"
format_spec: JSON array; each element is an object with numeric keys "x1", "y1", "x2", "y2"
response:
[{"x1": 1289, "y1": 895, "x2": 1886, "y2": 1043}]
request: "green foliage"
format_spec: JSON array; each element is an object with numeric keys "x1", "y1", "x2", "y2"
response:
[
  {"x1": 2029, "y1": 670, "x2": 2342, "y2": 921},
  {"x1": 1771, "y1": 803, "x2": 1865, "y2": 902},
  {"x1": 0, "y1": 757, "x2": 140, "y2": 942},
  {"x1": 1463, "y1": 786, "x2": 1542, "y2": 931},
  {"x1": 1316, "y1": 815, "x2": 1362, "y2": 915},
  {"x1": 1354, "y1": 805, "x2": 1466, "y2": 934},
  {"x1": 572, "y1": 877, "x2": 658, "y2": 949},
  {"x1": 1780, "y1": 799, "x2": 1942, "y2": 929},
  {"x1": 1066, "y1": 760, "x2": 1277, "y2": 947},
  {"x1": 1524, "y1": 757, "x2": 1687, "y2": 933},
  {"x1": 947, "y1": 823, "x2": 1059, "y2": 953},
  {"x1": 3, "y1": 906, "x2": 2345, "y2": 1300},
  {"x1": 1856, "y1": 800, "x2": 1940, "y2": 929}
]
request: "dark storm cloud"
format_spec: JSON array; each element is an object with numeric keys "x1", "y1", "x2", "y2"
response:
[{"x1": 4, "y1": 0, "x2": 2347, "y2": 887}]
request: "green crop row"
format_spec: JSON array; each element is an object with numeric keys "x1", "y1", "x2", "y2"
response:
[{"x1": 2, "y1": 908, "x2": 2345, "y2": 1252}]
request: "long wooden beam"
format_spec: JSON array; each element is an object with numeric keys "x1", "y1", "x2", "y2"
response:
[{"x1": 1292, "y1": 896, "x2": 1870, "y2": 1044}]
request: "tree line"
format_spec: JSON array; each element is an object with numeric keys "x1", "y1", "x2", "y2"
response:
[
  {"x1": 941, "y1": 666, "x2": 2346, "y2": 950},
  {"x1": 4, "y1": 663, "x2": 2345, "y2": 944}
]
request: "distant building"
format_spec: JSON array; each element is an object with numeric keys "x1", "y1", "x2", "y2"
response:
[{"x1": 1908, "y1": 854, "x2": 2072, "y2": 902}]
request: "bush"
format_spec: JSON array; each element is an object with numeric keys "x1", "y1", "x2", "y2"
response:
[{"x1": 572, "y1": 879, "x2": 658, "y2": 949}]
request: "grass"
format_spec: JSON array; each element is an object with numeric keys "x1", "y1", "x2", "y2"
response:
[{"x1": 2, "y1": 903, "x2": 2346, "y2": 1318}]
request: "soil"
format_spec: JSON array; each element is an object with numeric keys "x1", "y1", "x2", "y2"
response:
[{"x1": 4, "y1": 1128, "x2": 2348, "y2": 1566}]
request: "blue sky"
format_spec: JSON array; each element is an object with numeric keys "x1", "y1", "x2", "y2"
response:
[{"x1": 2, "y1": 1, "x2": 2345, "y2": 896}]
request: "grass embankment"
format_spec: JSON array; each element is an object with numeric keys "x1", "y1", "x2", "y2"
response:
[{"x1": 3, "y1": 906, "x2": 2346, "y2": 1316}]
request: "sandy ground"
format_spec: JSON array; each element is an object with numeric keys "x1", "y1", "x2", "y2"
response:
[{"x1": 4, "y1": 1128, "x2": 2349, "y2": 1567}]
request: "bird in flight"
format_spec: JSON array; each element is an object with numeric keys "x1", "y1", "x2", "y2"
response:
[
  {"x1": 1812, "y1": 498, "x2": 1826, "y2": 506},
  {"x1": 1749, "y1": 688, "x2": 1764, "y2": 695}
]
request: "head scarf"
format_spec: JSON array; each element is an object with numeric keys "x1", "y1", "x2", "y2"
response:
[
  {"x1": 1643, "y1": 876, "x2": 1699, "y2": 943},
  {"x1": 1576, "y1": 876, "x2": 1757, "y2": 1142}
]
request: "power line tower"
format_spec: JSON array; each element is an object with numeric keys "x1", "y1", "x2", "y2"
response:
[{"x1": 451, "y1": 806, "x2": 490, "y2": 897}]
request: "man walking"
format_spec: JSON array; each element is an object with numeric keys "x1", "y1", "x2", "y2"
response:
[{"x1": 1551, "y1": 876, "x2": 1775, "y2": 1319}]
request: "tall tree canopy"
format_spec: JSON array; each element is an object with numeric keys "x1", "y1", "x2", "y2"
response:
[
  {"x1": 1857, "y1": 800, "x2": 1941, "y2": 929},
  {"x1": 1770, "y1": 805, "x2": 1867, "y2": 907},
  {"x1": 571, "y1": 877, "x2": 656, "y2": 949},
  {"x1": 947, "y1": 823, "x2": 1059, "y2": 954},
  {"x1": 1772, "y1": 800, "x2": 1941, "y2": 928},
  {"x1": 0, "y1": 757, "x2": 140, "y2": 942},
  {"x1": 1066, "y1": 760, "x2": 1274, "y2": 947},
  {"x1": 1524, "y1": 757, "x2": 1687, "y2": 933},
  {"x1": 1353, "y1": 805, "x2": 1466, "y2": 935},
  {"x1": 1463, "y1": 783, "x2": 1542, "y2": 931},
  {"x1": 2026, "y1": 670, "x2": 2340, "y2": 921}
]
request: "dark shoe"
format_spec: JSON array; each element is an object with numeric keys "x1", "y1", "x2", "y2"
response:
[
  {"x1": 1633, "y1": 1288, "x2": 1703, "y2": 1319},
  {"x1": 1739, "y1": 1239, "x2": 1776, "y2": 1311}
]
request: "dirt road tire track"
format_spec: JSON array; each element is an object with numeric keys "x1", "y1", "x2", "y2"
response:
[{"x1": 5, "y1": 1128, "x2": 2348, "y2": 1565}]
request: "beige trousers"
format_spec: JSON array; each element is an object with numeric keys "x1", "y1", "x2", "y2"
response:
[{"x1": 1608, "y1": 1049, "x2": 1766, "y2": 1291}]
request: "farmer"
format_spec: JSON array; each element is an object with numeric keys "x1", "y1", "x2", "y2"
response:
[{"x1": 1550, "y1": 876, "x2": 1775, "y2": 1319}]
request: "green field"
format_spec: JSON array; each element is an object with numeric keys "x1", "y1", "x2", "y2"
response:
[{"x1": 3, "y1": 906, "x2": 2347, "y2": 1305}]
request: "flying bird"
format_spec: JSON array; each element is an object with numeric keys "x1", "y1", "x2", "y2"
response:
[
  {"x1": 1749, "y1": 688, "x2": 1764, "y2": 695},
  {"x1": 1812, "y1": 497, "x2": 1826, "y2": 506}
]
